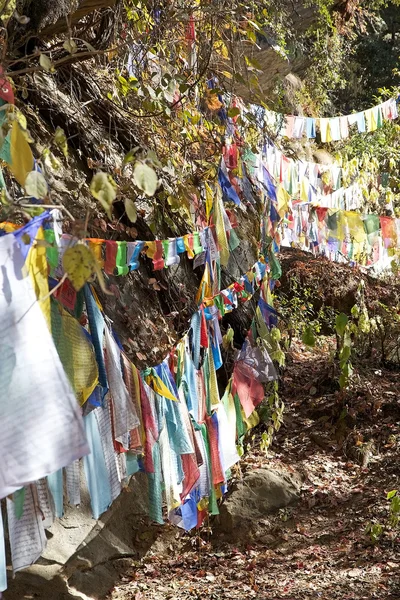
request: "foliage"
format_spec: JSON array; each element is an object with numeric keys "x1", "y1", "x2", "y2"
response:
[
  {"x1": 259, "y1": 380, "x2": 284, "y2": 454},
  {"x1": 366, "y1": 489, "x2": 400, "y2": 544},
  {"x1": 336, "y1": 117, "x2": 400, "y2": 214},
  {"x1": 276, "y1": 277, "x2": 337, "y2": 349}
]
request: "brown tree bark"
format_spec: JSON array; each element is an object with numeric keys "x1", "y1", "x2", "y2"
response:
[{"x1": 40, "y1": 0, "x2": 116, "y2": 37}]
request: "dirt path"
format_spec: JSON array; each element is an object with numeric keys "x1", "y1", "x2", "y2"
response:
[{"x1": 108, "y1": 342, "x2": 400, "y2": 600}]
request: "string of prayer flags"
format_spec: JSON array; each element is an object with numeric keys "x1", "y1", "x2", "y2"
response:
[
  {"x1": 255, "y1": 97, "x2": 399, "y2": 142},
  {"x1": 280, "y1": 203, "x2": 400, "y2": 270},
  {"x1": 79, "y1": 219, "x2": 238, "y2": 275}
]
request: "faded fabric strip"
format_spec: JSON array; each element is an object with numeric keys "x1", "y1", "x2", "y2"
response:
[
  {"x1": 83, "y1": 410, "x2": 112, "y2": 519},
  {"x1": 6, "y1": 486, "x2": 47, "y2": 573},
  {"x1": 148, "y1": 443, "x2": 164, "y2": 524},
  {"x1": 36, "y1": 479, "x2": 55, "y2": 529},
  {"x1": 205, "y1": 415, "x2": 225, "y2": 486},
  {"x1": 84, "y1": 284, "x2": 108, "y2": 393},
  {"x1": 47, "y1": 469, "x2": 64, "y2": 518},
  {"x1": 66, "y1": 461, "x2": 81, "y2": 506},
  {"x1": 94, "y1": 401, "x2": 121, "y2": 502},
  {"x1": 215, "y1": 402, "x2": 239, "y2": 473},
  {"x1": 104, "y1": 327, "x2": 140, "y2": 444}
]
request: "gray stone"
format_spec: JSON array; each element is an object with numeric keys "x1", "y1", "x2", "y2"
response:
[{"x1": 217, "y1": 468, "x2": 301, "y2": 534}]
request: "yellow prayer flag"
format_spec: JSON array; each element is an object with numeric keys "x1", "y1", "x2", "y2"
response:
[
  {"x1": 26, "y1": 227, "x2": 51, "y2": 329},
  {"x1": 365, "y1": 108, "x2": 377, "y2": 132},
  {"x1": 183, "y1": 234, "x2": 195, "y2": 259},
  {"x1": 300, "y1": 177, "x2": 310, "y2": 204},
  {"x1": 277, "y1": 184, "x2": 290, "y2": 218},
  {"x1": 131, "y1": 364, "x2": 145, "y2": 443},
  {"x1": 9, "y1": 120, "x2": 33, "y2": 186},
  {"x1": 196, "y1": 262, "x2": 212, "y2": 305},
  {"x1": 145, "y1": 241, "x2": 156, "y2": 259},
  {"x1": 214, "y1": 186, "x2": 229, "y2": 266},
  {"x1": 205, "y1": 182, "x2": 214, "y2": 221},
  {"x1": 345, "y1": 211, "x2": 366, "y2": 244},
  {"x1": 147, "y1": 373, "x2": 177, "y2": 402}
]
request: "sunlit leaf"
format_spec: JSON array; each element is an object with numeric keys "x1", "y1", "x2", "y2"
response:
[
  {"x1": 146, "y1": 150, "x2": 162, "y2": 168},
  {"x1": 133, "y1": 162, "x2": 158, "y2": 196},
  {"x1": 90, "y1": 171, "x2": 118, "y2": 219},
  {"x1": 39, "y1": 54, "x2": 55, "y2": 73},
  {"x1": 245, "y1": 55, "x2": 262, "y2": 70},
  {"x1": 24, "y1": 170, "x2": 48, "y2": 199},
  {"x1": 123, "y1": 147, "x2": 141, "y2": 165},
  {"x1": 213, "y1": 40, "x2": 229, "y2": 58},
  {"x1": 63, "y1": 39, "x2": 77, "y2": 54},
  {"x1": 124, "y1": 198, "x2": 137, "y2": 223},
  {"x1": 54, "y1": 127, "x2": 68, "y2": 157},
  {"x1": 0, "y1": 0, "x2": 16, "y2": 21},
  {"x1": 63, "y1": 245, "x2": 96, "y2": 291}
]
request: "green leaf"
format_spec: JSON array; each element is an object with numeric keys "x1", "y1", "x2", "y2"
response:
[
  {"x1": 339, "y1": 344, "x2": 351, "y2": 365},
  {"x1": 247, "y1": 29, "x2": 257, "y2": 43},
  {"x1": 133, "y1": 162, "x2": 158, "y2": 197},
  {"x1": 123, "y1": 147, "x2": 141, "y2": 165},
  {"x1": 387, "y1": 490, "x2": 398, "y2": 500},
  {"x1": 302, "y1": 326, "x2": 315, "y2": 347},
  {"x1": 54, "y1": 127, "x2": 68, "y2": 157},
  {"x1": 39, "y1": 53, "x2": 55, "y2": 73},
  {"x1": 63, "y1": 39, "x2": 77, "y2": 54},
  {"x1": 227, "y1": 107, "x2": 241, "y2": 118},
  {"x1": 146, "y1": 150, "x2": 162, "y2": 168},
  {"x1": 124, "y1": 198, "x2": 137, "y2": 223},
  {"x1": 335, "y1": 313, "x2": 349, "y2": 337},
  {"x1": 90, "y1": 171, "x2": 117, "y2": 219},
  {"x1": 222, "y1": 325, "x2": 234, "y2": 350},
  {"x1": 343, "y1": 330, "x2": 352, "y2": 348},
  {"x1": 25, "y1": 171, "x2": 48, "y2": 199},
  {"x1": 179, "y1": 83, "x2": 190, "y2": 94},
  {"x1": 245, "y1": 56, "x2": 262, "y2": 70},
  {"x1": 233, "y1": 73, "x2": 246, "y2": 85},
  {"x1": 270, "y1": 327, "x2": 281, "y2": 342}
]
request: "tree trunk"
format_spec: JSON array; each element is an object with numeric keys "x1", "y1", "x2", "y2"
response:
[{"x1": 40, "y1": 0, "x2": 116, "y2": 37}]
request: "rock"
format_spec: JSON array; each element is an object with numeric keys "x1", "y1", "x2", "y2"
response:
[{"x1": 217, "y1": 468, "x2": 301, "y2": 534}]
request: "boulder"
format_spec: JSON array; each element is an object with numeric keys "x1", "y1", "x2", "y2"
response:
[{"x1": 217, "y1": 468, "x2": 301, "y2": 534}]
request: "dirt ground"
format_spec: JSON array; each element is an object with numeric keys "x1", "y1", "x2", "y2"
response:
[{"x1": 105, "y1": 340, "x2": 400, "y2": 600}]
